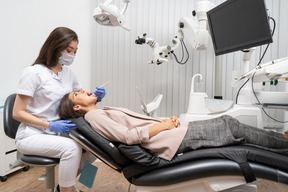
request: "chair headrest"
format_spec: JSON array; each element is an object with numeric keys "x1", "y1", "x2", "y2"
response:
[{"x1": 3, "y1": 94, "x2": 21, "y2": 139}]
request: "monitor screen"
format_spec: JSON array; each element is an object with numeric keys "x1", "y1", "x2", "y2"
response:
[{"x1": 207, "y1": 0, "x2": 273, "y2": 56}]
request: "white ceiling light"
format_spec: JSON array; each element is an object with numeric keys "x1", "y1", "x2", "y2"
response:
[{"x1": 93, "y1": 0, "x2": 131, "y2": 31}]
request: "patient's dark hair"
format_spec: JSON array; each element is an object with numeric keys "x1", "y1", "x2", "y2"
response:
[{"x1": 59, "y1": 93, "x2": 84, "y2": 119}]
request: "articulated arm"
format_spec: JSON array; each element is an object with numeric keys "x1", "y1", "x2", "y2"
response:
[
  {"x1": 135, "y1": 33, "x2": 181, "y2": 64},
  {"x1": 236, "y1": 57, "x2": 288, "y2": 83},
  {"x1": 135, "y1": 0, "x2": 215, "y2": 65}
]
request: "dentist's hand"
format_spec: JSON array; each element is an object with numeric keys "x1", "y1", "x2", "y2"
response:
[
  {"x1": 94, "y1": 87, "x2": 106, "y2": 101},
  {"x1": 49, "y1": 120, "x2": 77, "y2": 134}
]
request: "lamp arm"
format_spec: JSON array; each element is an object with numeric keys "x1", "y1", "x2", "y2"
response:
[
  {"x1": 99, "y1": 3, "x2": 120, "y2": 17},
  {"x1": 103, "y1": 0, "x2": 113, "y2": 6},
  {"x1": 121, "y1": 0, "x2": 130, "y2": 14}
]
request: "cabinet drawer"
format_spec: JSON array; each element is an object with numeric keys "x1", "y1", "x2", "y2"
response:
[
  {"x1": 5, "y1": 151, "x2": 17, "y2": 172},
  {"x1": 5, "y1": 136, "x2": 17, "y2": 152}
]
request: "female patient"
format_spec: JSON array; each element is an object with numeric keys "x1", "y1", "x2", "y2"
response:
[{"x1": 59, "y1": 90, "x2": 288, "y2": 161}]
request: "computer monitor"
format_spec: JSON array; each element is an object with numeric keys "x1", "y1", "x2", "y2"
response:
[{"x1": 207, "y1": 0, "x2": 273, "y2": 56}]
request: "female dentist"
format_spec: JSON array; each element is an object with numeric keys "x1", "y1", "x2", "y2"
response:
[{"x1": 12, "y1": 27, "x2": 105, "y2": 192}]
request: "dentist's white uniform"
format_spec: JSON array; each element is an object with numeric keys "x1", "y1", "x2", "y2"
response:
[{"x1": 15, "y1": 64, "x2": 94, "y2": 187}]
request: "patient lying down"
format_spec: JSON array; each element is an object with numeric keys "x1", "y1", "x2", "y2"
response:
[{"x1": 59, "y1": 90, "x2": 288, "y2": 161}]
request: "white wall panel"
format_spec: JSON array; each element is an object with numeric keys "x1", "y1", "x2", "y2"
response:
[
  {"x1": 92, "y1": 0, "x2": 288, "y2": 126},
  {"x1": 0, "y1": 0, "x2": 93, "y2": 103}
]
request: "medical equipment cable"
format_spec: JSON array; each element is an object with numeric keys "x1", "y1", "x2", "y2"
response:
[
  {"x1": 172, "y1": 39, "x2": 190, "y2": 64},
  {"x1": 235, "y1": 79, "x2": 249, "y2": 104},
  {"x1": 172, "y1": 40, "x2": 186, "y2": 64},
  {"x1": 179, "y1": 40, "x2": 185, "y2": 62},
  {"x1": 235, "y1": 41, "x2": 270, "y2": 104},
  {"x1": 250, "y1": 17, "x2": 288, "y2": 123},
  {"x1": 243, "y1": 17, "x2": 287, "y2": 123},
  {"x1": 235, "y1": 16, "x2": 276, "y2": 104},
  {"x1": 250, "y1": 17, "x2": 285, "y2": 122}
]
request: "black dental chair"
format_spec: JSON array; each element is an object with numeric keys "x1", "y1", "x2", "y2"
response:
[
  {"x1": 3, "y1": 93, "x2": 59, "y2": 192},
  {"x1": 68, "y1": 116, "x2": 288, "y2": 192}
]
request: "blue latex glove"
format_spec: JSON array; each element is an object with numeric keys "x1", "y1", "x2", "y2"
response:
[
  {"x1": 49, "y1": 120, "x2": 77, "y2": 134},
  {"x1": 94, "y1": 87, "x2": 106, "y2": 101}
]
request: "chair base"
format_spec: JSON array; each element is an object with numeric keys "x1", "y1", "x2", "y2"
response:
[{"x1": 136, "y1": 176, "x2": 259, "y2": 192}]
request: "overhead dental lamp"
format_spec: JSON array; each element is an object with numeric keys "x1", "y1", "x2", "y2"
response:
[{"x1": 93, "y1": 0, "x2": 131, "y2": 31}]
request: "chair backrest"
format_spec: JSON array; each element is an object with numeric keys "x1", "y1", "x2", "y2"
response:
[{"x1": 3, "y1": 94, "x2": 21, "y2": 139}]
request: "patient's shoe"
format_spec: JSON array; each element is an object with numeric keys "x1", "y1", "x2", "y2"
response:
[
  {"x1": 56, "y1": 184, "x2": 60, "y2": 192},
  {"x1": 55, "y1": 185, "x2": 84, "y2": 192}
]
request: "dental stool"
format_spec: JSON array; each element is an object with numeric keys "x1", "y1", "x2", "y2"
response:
[{"x1": 3, "y1": 93, "x2": 59, "y2": 192}]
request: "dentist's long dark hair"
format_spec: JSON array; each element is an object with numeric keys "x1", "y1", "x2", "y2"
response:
[{"x1": 33, "y1": 27, "x2": 78, "y2": 67}]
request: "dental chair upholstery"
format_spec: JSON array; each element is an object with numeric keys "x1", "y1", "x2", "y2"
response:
[
  {"x1": 3, "y1": 94, "x2": 59, "y2": 192},
  {"x1": 69, "y1": 117, "x2": 288, "y2": 191}
]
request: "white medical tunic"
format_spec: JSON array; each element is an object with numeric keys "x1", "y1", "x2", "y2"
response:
[{"x1": 15, "y1": 64, "x2": 82, "y2": 140}]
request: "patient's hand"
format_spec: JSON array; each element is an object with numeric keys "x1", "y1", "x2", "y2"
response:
[
  {"x1": 162, "y1": 116, "x2": 180, "y2": 128},
  {"x1": 149, "y1": 116, "x2": 180, "y2": 138}
]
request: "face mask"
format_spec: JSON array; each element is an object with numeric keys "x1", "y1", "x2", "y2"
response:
[{"x1": 59, "y1": 52, "x2": 75, "y2": 66}]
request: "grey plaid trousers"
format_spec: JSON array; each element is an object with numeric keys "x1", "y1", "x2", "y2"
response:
[{"x1": 177, "y1": 115, "x2": 288, "y2": 155}]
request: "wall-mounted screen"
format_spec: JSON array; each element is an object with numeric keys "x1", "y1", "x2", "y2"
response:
[{"x1": 207, "y1": 0, "x2": 273, "y2": 56}]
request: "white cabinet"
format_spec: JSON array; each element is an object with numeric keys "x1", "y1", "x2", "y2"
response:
[{"x1": 0, "y1": 110, "x2": 22, "y2": 182}]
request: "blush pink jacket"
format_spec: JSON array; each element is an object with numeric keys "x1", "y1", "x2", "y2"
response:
[{"x1": 84, "y1": 107, "x2": 188, "y2": 161}]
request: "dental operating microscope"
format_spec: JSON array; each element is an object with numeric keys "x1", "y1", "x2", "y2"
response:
[{"x1": 135, "y1": 0, "x2": 214, "y2": 65}]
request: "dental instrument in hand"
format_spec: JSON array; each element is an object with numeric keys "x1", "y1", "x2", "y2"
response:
[
  {"x1": 98, "y1": 80, "x2": 111, "y2": 88},
  {"x1": 90, "y1": 81, "x2": 110, "y2": 101}
]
